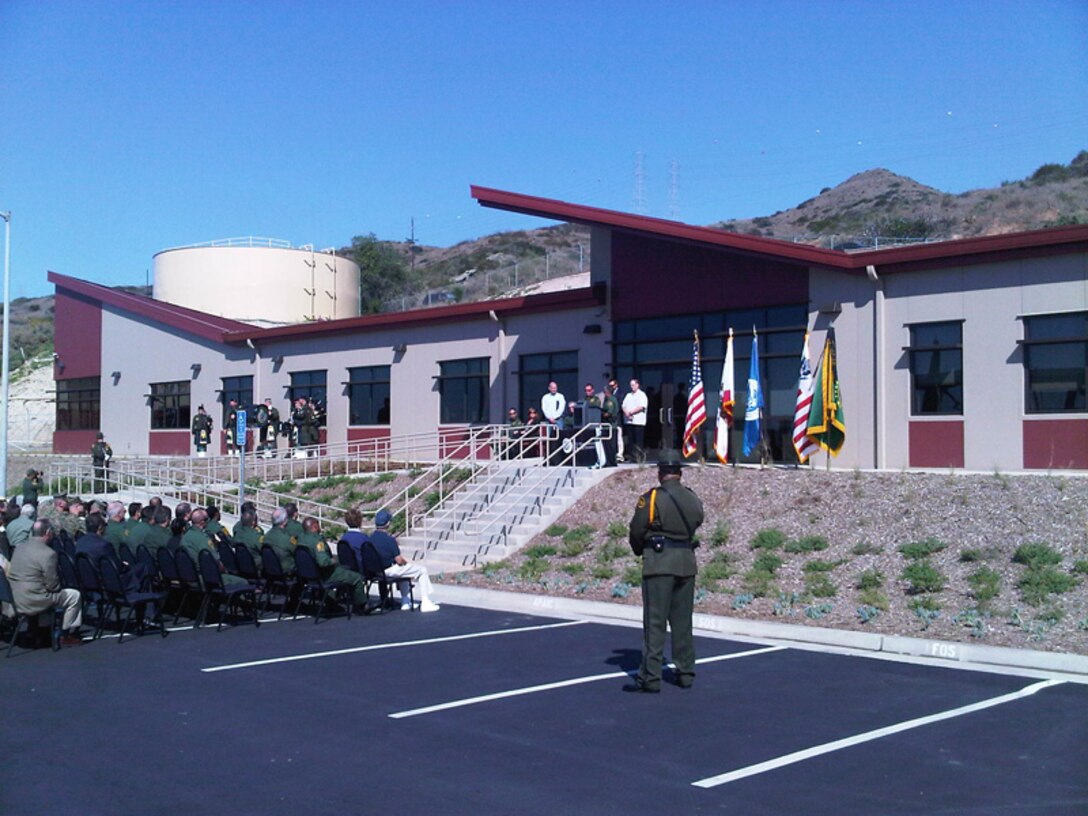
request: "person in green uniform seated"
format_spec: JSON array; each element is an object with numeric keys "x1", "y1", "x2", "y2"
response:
[
  {"x1": 179, "y1": 508, "x2": 247, "y2": 588},
  {"x1": 263, "y1": 507, "x2": 296, "y2": 575},
  {"x1": 104, "y1": 501, "x2": 129, "y2": 556},
  {"x1": 124, "y1": 502, "x2": 142, "y2": 534},
  {"x1": 204, "y1": 504, "x2": 231, "y2": 544},
  {"x1": 233, "y1": 507, "x2": 264, "y2": 562},
  {"x1": 283, "y1": 502, "x2": 303, "y2": 543},
  {"x1": 624, "y1": 448, "x2": 704, "y2": 694},
  {"x1": 143, "y1": 506, "x2": 173, "y2": 555},
  {"x1": 232, "y1": 501, "x2": 263, "y2": 540},
  {"x1": 296, "y1": 517, "x2": 367, "y2": 609},
  {"x1": 21, "y1": 469, "x2": 42, "y2": 508},
  {"x1": 125, "y1": 505, "x2": 155, "y2": 553}
]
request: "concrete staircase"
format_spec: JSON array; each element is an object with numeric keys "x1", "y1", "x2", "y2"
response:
[{"x1": 400, "y1": 460, "x2": 613, "y2": 573}]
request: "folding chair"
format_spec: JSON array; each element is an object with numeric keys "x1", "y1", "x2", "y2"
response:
[
  {"x1": 216, "y1": 540, "x2": 239, "y2": 575},
  {"x1": 74, "y1": 553, "x2": 109, "y2": 639},
  {"x1": 97, "y1": 557, "x2": 167, "y2": 643},
  {"x1": 293, "y1": 546, "x2": 353, "y2": 624},
  {"x1": 173, "y1": 550, "x2": 210, "y2": 628},
  {"x1": 360, "y1": 541, "x2": 413, "y2": 613},
  {"x1": 259, "y1": 545, "x2": 296, "y2": 621},
  {"x1": 196, "y1": 549, "x2": 259, "y2": 631},
  {"x1": 157, "y1": 547, "x2": 189, "y2": 624},
  {"x1": 1, "y1": 569, "x2": 62, "y2": 656}
]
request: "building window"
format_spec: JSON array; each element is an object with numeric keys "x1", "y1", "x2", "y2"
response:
[
  {"x1": 288, "y1": 370, "x2": 328, "y2": 426},
  {"x1": 908, "y1": 321, "x2": 963, "y2": 415},
  {"x1": 438, "y1": 357, "x2": 489, "y2": 424},
  {"x1": 221, "y1": 375, "x2": 253, "y2": 424},
  {"x1": 518, "y1": 351, "x2": 578, "y2": 419},
  {"x1": 348, "y1": 366, "x2": 391, "y2": 425},
  {"x1": 1023, "y1": 312, "x2": 1088, "y2": 413},
  {"x1": 56, "y1": 376, "x2": 100, "y2": 431},
  {"x1": 150, "y1": 381, "x2": 191, "y2": 430}
]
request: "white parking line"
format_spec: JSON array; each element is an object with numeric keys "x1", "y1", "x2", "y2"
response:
[
  {"x1": 691, "y1": 678, "x2": 1065, "y2": 788},
  {"x1": 201, "y1": 620, "x2": 589, "y2": 673},
  {"x1": 389, "y1": 645, "x2": 786, "y2": 719}
]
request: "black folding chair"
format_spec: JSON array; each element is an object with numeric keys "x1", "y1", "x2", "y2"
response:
[
  {"x1": 336, "y1": 539, "x2": 361, "y2": 573},
  {"x1": 216, "y1": 540, "x2": 239, "y2": 575},
  {"x1": 118, "y1": 542, "x2": 136, "y2": 565},
  {"x1": 293, "y1": 546, "x2": 353, "y2": 624},
  {"x1": 232, "y1": 544, "x2": 262, "y2": 588},
  {"x1": 173, "y1": 550, "x2": 210, "y2": 628},
  {"x1": 57, "y1": 551, "x2": 80, "y2": 591},
  {"x1": 360, "y1": 541, "x2": 412, "y2": 613},
  {"x1": 1, "y1": 569, "x2": 62, "y2": 656},
  {"x1": 74, "y1": 553, "x2": 111, "y2": 639},
  {"x1": 197, "y1": 550, "x2": 259, "y2": 631},
  {"x1": 157, "y1": 547, "x2": 188, "y2": 624},
  {"x1": 135, "y1": 545, "x2": 159, "y2": 588},
  {"x1": 259, "y1": 545, "x2": 296, "y2": 621},
  {"x1": 97, "y1": 557, "x2": 167, "y2": 643}
]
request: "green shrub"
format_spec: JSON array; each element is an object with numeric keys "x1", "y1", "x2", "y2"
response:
[
  {"x1": 591, "y1": 564, "x2": 615, "y2": 580},
  {"x1": 606, "y1": 520, "x2": 627, "y2": 539},
  {"x1": 752, "y1": 552, "x2": 783, "y2": 574},
  {"x1": 621, "y1": 565, "x2": 643, "y2": 585},
  {"x1": 481, "y1": 560, "x2": 508, "y2": 577},
  {"x1": 856, "y1": 569, "x2": 884, "y2": 590},
  {"x1": 517, "y1": 558, "x2": 548, "y2": 581},
  {"x1": 1073, "y1": 560, "x2": 1088, "y2": 576},
  {"x1": 851, "y1": 541, "x2": 883, "y2": 556},
  {"x1": 559, "y1": 540, "x2": 589, "y2": 558},
  {"x1": 910, "y1": 596, "x2": 941, "y2": 612},
  {"x1": 374, "y1": 472, "x2": 396, "y2": 484},
  {"x1": 359, "y1": 490, "x2": 384, "y2": 504},
  {"x1": 804, "y1": 573, "x2": 837, "y2": 598},
  {"x1": 524, "y1": 544, "x2": 557, "y2": 559},
  {"x1": 803, "y1": 559, "x2": 842, "y2": 573},
  {"x1": 1037, "y1": 606, "x2": 1064, "y2": 625},
  {"x1": 1013, "y1": 542, "x2": 1062, "y2": 570},
  {"x1": 967, "y1": 566, "x2": 1002, "y2": 606},
  {"x1": 742, "y1": 570, "x2": 776, "y2": 598},
  {"x1": 959, "y1": 548, "x2": 982, "y2": 563},
  {"x1": 702, "y1": 552, "x2": 737, "y2": 582},
  {"x1": 597, "y1": 541, "x2": 627, "y2": 563},
  {"x1": 709, "y1": 521, "x2": 731, "y2": 548},
  {"x1": 560, "y1": 563, "x2": 584, "y2": 576},
  {"x1": 544, "y1": 524, "x2": 568, "y2": 538},
  {"x1": 785, "y1": 535, "x2": 829, "y2": 553},
  {"x1": 1018, "y1": 567, "x2": 1077, "y2": 606},
  {"x1": 902, "y1": 560, "x2": 946, "y2": 594},
  {"x1": 899, "y1": 538, "x2": 946, "y2": 560},
  {"x1": 858, "y1": 588, "x2": 889, "y2": 610},
  {"x1": 750, "y1": 528, "x2": 787, "y2": 551},
  {"x1": 563, "y1": 525, "x2": 595, "y2": 546}
]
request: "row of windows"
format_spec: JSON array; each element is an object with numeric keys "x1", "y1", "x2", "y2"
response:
[{"x1": 908, "y1": 312, "x2": 1087, "y2": 416}]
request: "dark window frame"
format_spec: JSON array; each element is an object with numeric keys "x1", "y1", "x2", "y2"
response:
[
  {"x1": 437, "y1": 357, "x2": 490, "y2": 424},
  {"x1": 149, "y1": 381, "x2": 191, "y2": 430},
  {"x1": 1021, "y1": 311, "x2": 1088, "y2": 414},
  {"x1": 906, "y1": 320, "x2": 964, "y2": 416},
  {"x1": 347, "y1": 365, "x2": 391, "y2": 426},
  {"x1": 220, "y1": 375, "x2": 254, "y2": 425},
  {"x1": 56, "y1": 376, "x2": 101, "y2": 431},
  {"x1": 517, "y1": 350, "x2": 578, "y2": 420}
]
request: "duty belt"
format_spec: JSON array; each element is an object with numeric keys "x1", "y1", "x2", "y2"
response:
[{"x1": 649, "y1": 536, "x2": 693, "y2": 549}]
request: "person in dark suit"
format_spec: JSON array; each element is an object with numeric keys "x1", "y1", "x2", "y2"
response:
[
  {"x1": 75, "y1": 512, "x2": 150, "y2": 595},
  {"x1": 7, "y1": 520, "x2": 83, "y2": 646}
]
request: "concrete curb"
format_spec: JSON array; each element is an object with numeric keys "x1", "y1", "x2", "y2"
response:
[{"x1": 431, "y1": 584, "x2": 1088, "y2": 679}]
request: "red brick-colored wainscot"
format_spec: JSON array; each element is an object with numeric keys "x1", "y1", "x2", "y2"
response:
[
  {"x1": 908, "y1": 421, "x2": 964, "y2": 468},
  {"x1": 219, "y1": 430, "x2": 255, "y2": 455},
  {"x1": 53, "y1": 429, "x2": 100, "y2": 455},
  {"x1": 149, "y1": 431, "x2": 191, "y2": 456},
  {"x1": 347, "y1": 427, "x2": 391, "y2": 456},
  {"x1": 438, "y1": 426, "x2": 491, "y2": 460},
  {"x1": 1022, "y1": 418, "x2": 1088, "y2": 470}
]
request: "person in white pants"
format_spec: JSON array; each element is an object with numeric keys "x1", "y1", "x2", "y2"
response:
[{"x1": 369, "y1": 510, "x2": 439, "y2": 612}]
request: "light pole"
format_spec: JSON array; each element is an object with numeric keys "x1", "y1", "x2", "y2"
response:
[{"x1": 1, "y1": 211, "x2": 11, "y2": 498}]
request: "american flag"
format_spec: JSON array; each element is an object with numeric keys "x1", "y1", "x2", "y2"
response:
[
  {"x1": 793, "y1": 332, "x2": 822, "y2": 463},
  {"x1": 682, "y1": 332, "x2": 707, "y2": 458}
]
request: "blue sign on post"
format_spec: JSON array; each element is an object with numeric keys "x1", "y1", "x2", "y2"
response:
[
  {"x1": 237, "y1": 409, "x2": 248, "y2": 500},
  {"x1": 236, "y1": 409, "x2": 247, "y2": 441}
]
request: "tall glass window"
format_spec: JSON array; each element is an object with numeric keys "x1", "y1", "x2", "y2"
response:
[
  {"x1": 56, "y1": 377, "x2": 100, "y2": 431},
  {"x1": 220, "y1": 375, "x2": 253, "y2": 424},
  {"x1": 348, "y1": 365, "x2": 391, "y2": 425},
  {"x1": 1023, "y1": 312, "x2": 1087, "y2": 413},
  {"x1": 149, "y1": 381, "x2": 191, "y2": 430},
  {"x1": 908, "y1": 321, "x2": 963, "y2": 415},
  {"x1": 289, "y1": 370, "x2": 328, "y2": 426},
  {"x1": 518, "y1": 351, "x2": 578, "y2": 419},
  {"x1": 439, "y1": 357, "x2": 489, "y2": 424}
]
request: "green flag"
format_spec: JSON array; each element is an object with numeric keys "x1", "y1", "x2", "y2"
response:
[{"x1": 806, "y1": 328, "x2": 846, "y2": 456}]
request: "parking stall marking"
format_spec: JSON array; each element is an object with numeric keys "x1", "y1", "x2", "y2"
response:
[
  {"x1": 691, "y1": 678, "x2": 1065, "y2": 789},
  {"x1": 389, "y1": 644, "x2": 786, "y2": 719},
  {"x1": 201, "y1": 619, "x2": 589, "y2": 673}
]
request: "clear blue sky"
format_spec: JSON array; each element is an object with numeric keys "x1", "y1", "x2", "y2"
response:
[{"x1": 2, "y1": 0, "x2": 1086, "y2": 298}]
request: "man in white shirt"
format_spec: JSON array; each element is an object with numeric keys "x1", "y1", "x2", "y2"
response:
[
  {"x1": 541, "y1": 381, "x2": 566, "y2": 424},
  {"x1": 622, "y1": 378, "x2": 649, "y2": 463}
]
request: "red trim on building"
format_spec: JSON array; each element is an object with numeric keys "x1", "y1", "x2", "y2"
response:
[
  {"x1": 149, "y1": 430, "x2": 191, "y2": 456},
  {"x1": 1022, "y1": 419, "x2": 1088, "y2": 470},
  {"x1": 347, "y1": 427, "x2": 391, "y2": 442},
  {"x1": 219, "y1": 430, "x2": 255, "y2": 454},
  {"x1": 53, "y1": 429, "x2": 99, "y2": 455},
  {"x1": 471, "y1": 186, "x2": 1088, "y2": 273},
  {"x1": 438, "y1": 426, "x2": 492, "y2": 460},
  {"x1": 54, "y1": 288, "x2": 103, "y2": 380},
  {"x1": 908, "y1": 421, "x2": 965, "y2": 468}
]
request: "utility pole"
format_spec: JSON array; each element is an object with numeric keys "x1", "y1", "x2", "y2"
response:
[{"x1": 1, "y1": 211, "x2": 11, "y2": 497}]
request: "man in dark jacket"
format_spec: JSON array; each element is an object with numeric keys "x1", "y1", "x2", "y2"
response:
[{"x1": 625, "y1": 449, "x2": 704, "y2": 693}]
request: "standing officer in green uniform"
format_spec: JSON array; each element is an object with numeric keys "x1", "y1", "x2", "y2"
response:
[
  {"x1": 91, "y1": 432, "x2": 113, "y2": 494},
  {"x1": 21, "y1": 469, "x2": 42, "y2": 508},
  {"x1": 625, "y1": 449, "x2": 704, "y2": 693},
  {"x1": 297, "y1": 517, "x2": 367, "y2": 609}
]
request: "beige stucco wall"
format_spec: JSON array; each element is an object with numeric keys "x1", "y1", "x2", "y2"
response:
[{"x1": 153, "y1": 246, "x2": 361, "y2": 324}]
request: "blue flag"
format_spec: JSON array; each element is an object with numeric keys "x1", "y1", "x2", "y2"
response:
[{"x1": 743, "y1": 330, "x2": 763, "y2": 457}]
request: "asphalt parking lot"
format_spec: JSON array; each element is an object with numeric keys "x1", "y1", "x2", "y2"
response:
[{"x1": 3, "y1": 602, "x2": 1086, "y2": 815}]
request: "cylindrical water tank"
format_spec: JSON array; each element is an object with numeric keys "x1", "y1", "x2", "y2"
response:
[{"x1": 152, "y1": 240, "x2": 361, "y2": 324}]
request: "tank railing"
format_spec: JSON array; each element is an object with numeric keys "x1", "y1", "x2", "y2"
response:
[
  {"x1": 159, "y1": 236, "x2": 294, "y2": 251},
  {"x1": 415, "y1": 425, "x2": 610, "y2": 549}
]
